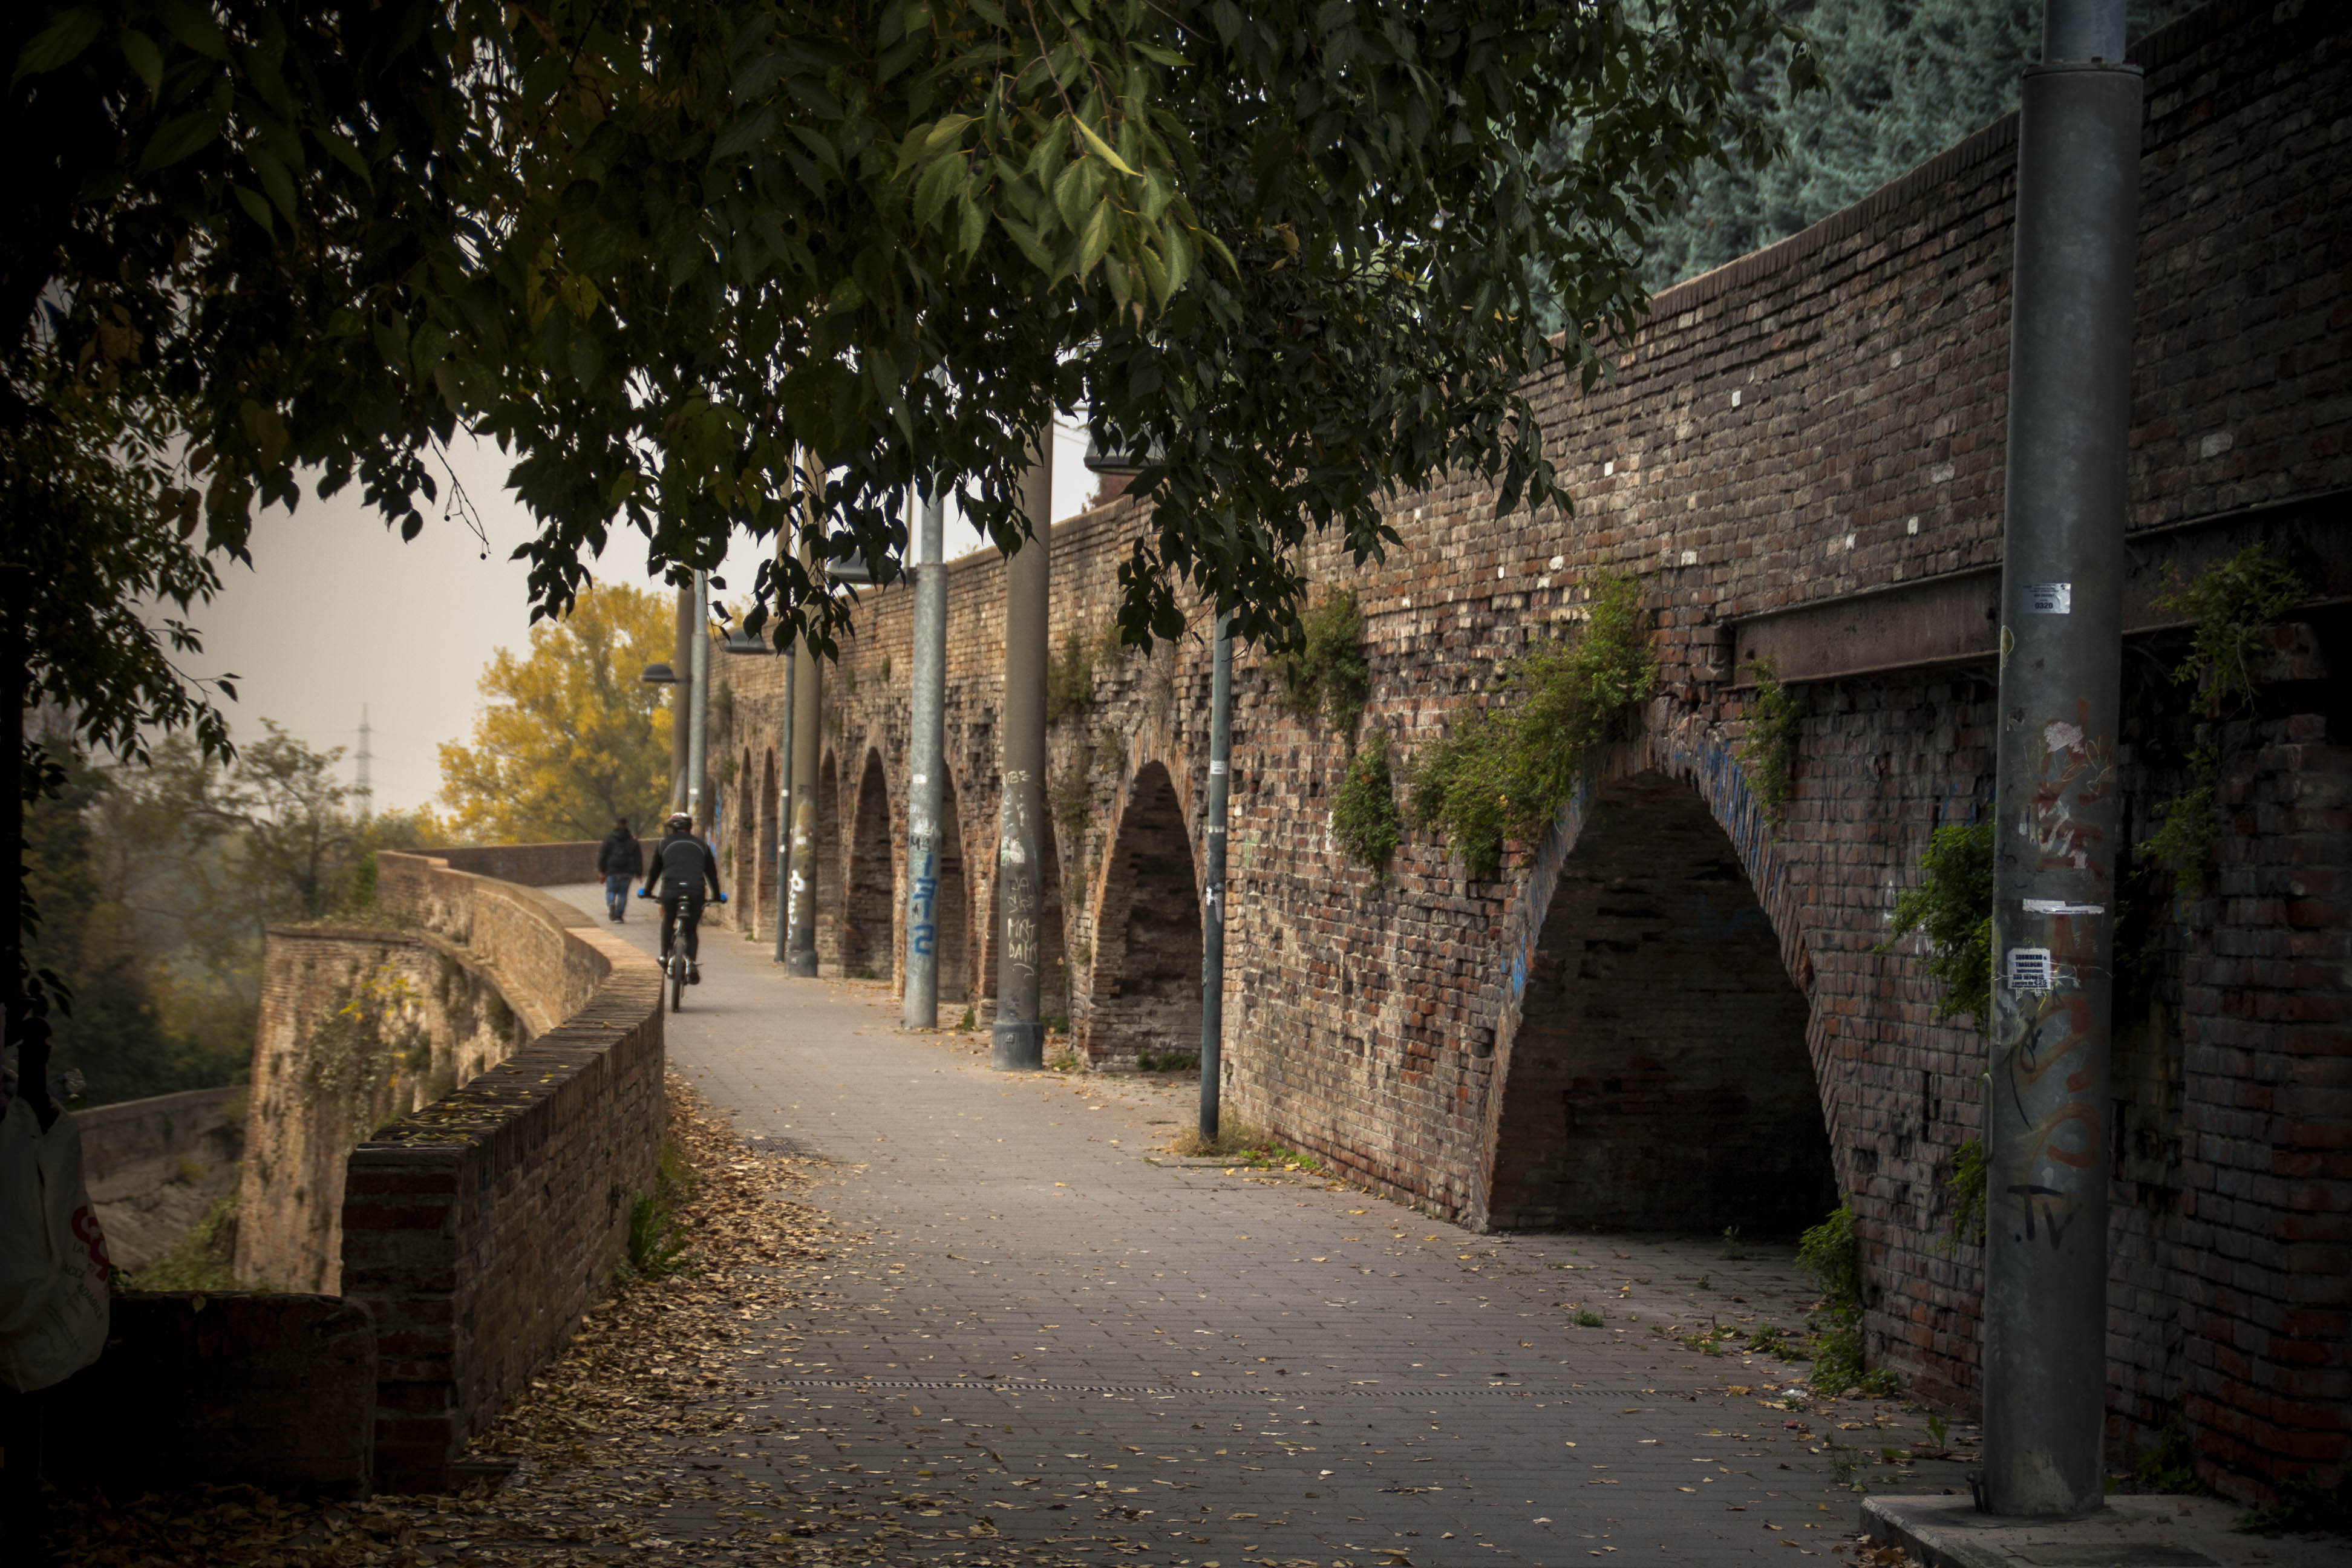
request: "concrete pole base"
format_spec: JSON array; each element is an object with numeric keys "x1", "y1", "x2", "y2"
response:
[
  {"x1": 786, "y1": 952, "x2": 818, "y2": 978},
  {"x1": 990, "y1": 1021, "x2": 1044, "y2": 1071}
]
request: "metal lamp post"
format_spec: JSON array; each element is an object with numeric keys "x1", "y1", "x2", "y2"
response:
[
  {"x1": 1981, "y1": 0, "x2": 2141, "y2": 1518},
  {"x1": 904, "y1": 486, "x2": 950, "y2": 1030},
  {"x1": 687, "y1": 570, "x2": 710, "y2": 819},
  {"x1": 991, "y1": 436, "x2": 1054, "y2": 1071}
]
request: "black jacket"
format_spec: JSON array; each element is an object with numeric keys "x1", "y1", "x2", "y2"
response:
[
  {"x1": 642, "y1": 832, "x2": 721, "y2": 900},
  {"x1": 598, "y1": 828, "x2": 643, "y2": 878}
]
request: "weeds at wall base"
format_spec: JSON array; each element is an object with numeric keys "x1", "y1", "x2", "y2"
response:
[
  {"x1": 2237, "y1": 1474, "x2": 2352, "y2": 1537},
  {"x1": 1164, "y1": 1120, "x2": 1322, "y2": 1174}
]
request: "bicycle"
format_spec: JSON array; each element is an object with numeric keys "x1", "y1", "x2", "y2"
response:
[{"x1": 639, "y1": 890, "x2": 725, "y2": 1011}]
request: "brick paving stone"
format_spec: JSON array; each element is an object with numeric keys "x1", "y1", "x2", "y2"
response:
[{"x1": 556, "y1": 886, "x2": 1979, "y2": 1566}]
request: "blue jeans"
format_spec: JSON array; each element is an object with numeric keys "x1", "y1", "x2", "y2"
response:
[{"x1": 604, "y1": 874, "x2": 631, "y2": 919}]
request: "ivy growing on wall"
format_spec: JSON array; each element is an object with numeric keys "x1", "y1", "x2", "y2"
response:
[
  {"x1": 1796, "y1": 1204, "x2": 1890, "y2": 1396},
  {"x1": 1944, "y1": 1137, "x2": 1989, "y2": 1250},
  {"x1": 1330, "y1": 733, "x2": 1402, "y2": 882},
  {"x1": 1408, "y1": 575, "x2": 1655, "y2": 880},
  {"x1": 1877, "y1": 817, "x2": 1993, "y2": 1030},
  {"x1": 2140, "y1": 544, "x2": 2307, "y2": 891},
  {"x1": 1046, "y1": 623, "x2": 1132, "y2": 728},
  {"x1": 1273, "y1": 589, "x2": 1371, "y2": 741},
  {"x1": 1738, "y1": 656, "x2": 1803, "y2": 828},
  {"x1": 299, "y1": 963, "x2": 431, "y2": 1138}
]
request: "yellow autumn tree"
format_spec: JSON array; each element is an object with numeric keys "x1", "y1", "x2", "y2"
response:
[{"x1": 438, "y1": 583, "x2": 674, "y2": 843}]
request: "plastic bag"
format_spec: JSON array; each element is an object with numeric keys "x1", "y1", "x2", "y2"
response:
[{"x1": 0, "y1": 1094, "x2": 112, "y2": 1391}]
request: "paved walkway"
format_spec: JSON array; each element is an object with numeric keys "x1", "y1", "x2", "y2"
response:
[{"x1": 556, "y1": 887, "x2": 1975, "y2": 1566}]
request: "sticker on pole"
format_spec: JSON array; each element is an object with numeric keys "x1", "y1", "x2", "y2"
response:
[
  {"x1": 2005, "y1": 947, "x2": 2055, "y2": 991},
  {"x1": 1210, "y1": 760, "x2": 1227, "y2": 776},
  {"x1": 2026, "y1": 583, "x2": 2073, "y2": 614},
  {"x1": 2022, "y1": 898, "x2": 2103, "y2": 916}
]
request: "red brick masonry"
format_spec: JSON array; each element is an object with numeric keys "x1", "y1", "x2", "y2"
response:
[
  {"x1": 700, "y1": 0, "x2": 2348, "y2": 1498},
  {"x1": 341, "y1": 853, "x2": 665, "y2": 1493}
]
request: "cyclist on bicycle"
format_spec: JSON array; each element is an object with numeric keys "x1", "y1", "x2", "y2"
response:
[{"x1": 638, "y1": 812, "x2": 723, "y2": 984}]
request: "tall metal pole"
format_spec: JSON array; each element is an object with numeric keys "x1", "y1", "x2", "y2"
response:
[
  {"x1": 1197, "y1": 617, "x2": 1232, "y2": 1141},
  {"x1": 687, "y1": 569, "x2": 710, "y2": 819},
  {"x1": 1981, "y1": 0, "x2": 2140, "y2": 1519},
  {"x1": 991, "y1": 435, "x2": 1053, "y2": 1070},
  {"x1": 904, "y1": 486, "x2": 949, "y2": 1029},
  {"x1": 786, "y1": 479, "x2": 826, "y2": 979},
  {"x1": 773, "y1": 637, "x2": 797, "y2": 964},
  {"x1": 671, "y1": 584, "x2": 693, "y2": 811}
]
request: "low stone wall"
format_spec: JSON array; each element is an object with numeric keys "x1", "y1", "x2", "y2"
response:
[
  {"x1": 342, "y1": 852, "x2": 664, "y2": 1492},
  {"x1": 41, "y1": 1294, "x2": 377, "y2": 1497},
  {"x1": 237, "y1": 927, "x2": 523, "y2": 1295},
  {"x1": 425, "y1": 839, "x2": 650, "y2": 889},
  {"x1": 77, "y1": 1085, "x2": 246, "y2": 1273}
]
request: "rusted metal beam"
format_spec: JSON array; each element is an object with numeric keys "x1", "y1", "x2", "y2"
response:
[{"x1": 1724, "y1": 489, "x2": 2351, "y2": 687}]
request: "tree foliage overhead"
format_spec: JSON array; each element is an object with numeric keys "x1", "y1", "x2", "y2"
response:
[
  {"x1": 10, "y1": 0, "x2": 1806, "y2": 662},
  {"x1": 1639, "y1": 0, "x2": 2204, "y2": 290},
  {"x1": 438, "y1": 583, "x2": 676, "y2": 844},
  {"x1": 8, "y1": 0, "x2": 1808, "y2": 1106}
]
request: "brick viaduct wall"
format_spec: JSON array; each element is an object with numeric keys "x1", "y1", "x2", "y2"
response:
[
  {"x1": 328, "y1": 852, "x2": 665, "y2": 1492},
  {"x1": 704, "y1": 0, "x2": 2349, "y2": 1498}
]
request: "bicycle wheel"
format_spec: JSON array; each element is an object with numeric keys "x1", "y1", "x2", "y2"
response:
[{"x1": 670, "y1": 954, "x2": 685, "y2": 1012}]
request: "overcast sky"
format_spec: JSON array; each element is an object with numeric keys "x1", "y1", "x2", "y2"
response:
[{"x1": 188, "y1": 419, "x2": 1100, "y2": 814}]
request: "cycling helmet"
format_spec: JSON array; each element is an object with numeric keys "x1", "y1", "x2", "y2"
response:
[{"x1": 666, "y1": 812, "x2": 693, "y2": 831}]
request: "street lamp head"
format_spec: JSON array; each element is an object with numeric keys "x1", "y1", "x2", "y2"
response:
[
  {"x1": 720, "y1": 628, "x2": 778, "y2": 656},
  {"x1": 822, "y1": 535, "x2": 876, "y2": 584},
  {"x1": 640, "y1": 662, "x2": 679, "y2": 684},
  {"x1": 1083, "y1": 429, "x2": 1163, "y2": 477}
]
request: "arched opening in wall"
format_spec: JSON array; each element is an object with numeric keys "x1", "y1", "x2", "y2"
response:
[
  {"x1": 733, "y1": 746, "x2": 756, "y2": 927},
  {"x1": 1083, "y1": 761, "x2": 1200, "y2": 1067},
  {"x1": 844, "y1": 750, "x2": 895, "y2": 981},
  {"x1": 755, "y1": 749, "x2": 779, "y2": 941},
  {"x1": 814, "y1": 753, "x2": 841, "y2": 973},
  {"x1": 982, "y1": 818, "x2": 1067, "y2": 1022},
  {"x1": 935, "y1": 774, "x2": 969, "y2": 1004},
  {"x1": 1485, "y1": 769, "x2": 1832, "y2": 1234}
]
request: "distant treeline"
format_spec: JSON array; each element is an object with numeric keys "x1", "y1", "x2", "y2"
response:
[
  {"x1": 1636, "y1": 0, "x2": 2208, "y2": 295},
  {"x1": 26, "y1": 717, "x2": 441, "y2": 1108}
]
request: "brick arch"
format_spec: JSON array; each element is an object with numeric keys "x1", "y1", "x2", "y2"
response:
[
  {"x1": 754, "y1": 748, "x2": 779, "y2": 939},
  {"x1": 932, "y1": 768, "x2": 972, "y2": 1005},
  {"x1": 844, "y1": 749, "x2": 895, "y2": 981},
  {"x1": 1079, "y1": 759, "x2": 1203, "y2": 1067},
  {"x1": 814, "y1": 750, "x2": 841, "y2": 973},
  {"x1": 1479, "y1": 763, "x2": 1832, "y2": 1233},
  {"x1": 731, "y1": 746, "x2": 757, "y2": 924}
]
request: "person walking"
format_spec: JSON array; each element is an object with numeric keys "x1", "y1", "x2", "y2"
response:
[
  {"x1": 599, "y1": 817, "x2": 643, "y2": 923},
  {"x1": 639, "y1": 812, "x2": 724, "y2": 982}
]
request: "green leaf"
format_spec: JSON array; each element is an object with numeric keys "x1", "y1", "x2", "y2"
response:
[
  {"x1": 13, "y1": 8, "x2": 103, "y2": 82},
  {"x1": 956, "y1": 190, "x2": 988, "y2": 256},
  {"x1": 1073, "y1": 114, "x2": 1140, "y2": 177},
  {"x1": 313, "y1": 126, "x2": 371, "y2": 185},
  {"x1": 998, "y1": 216, "x2": 1053, "y2": 271},
  {"x1": 921, "y1": 114, "x2": 975, "y2": 154},
  {"x1": 711, "y1": 105, "x2": 777, "y2": 162},
  {"x1": 116, "y1": 27, "x2": 163, "y2": 94},
  {"x1": 231, "y1": 183, "x2": 273, "y2": 234},
  {"x1": 914, "y1": 152, "x2": 965, "y2": 229},
  {"x1": 1051, "y1": 157, "x2": 1088, "y2": 231},
  {"x1": 153, "y1": 0, "x2": 228, "y2": 60},
  {"x1": 140, "y1": 102, "x2": 227, "y2": 169},
  {"x1": 248, "y1": 145, "x2": 298, "y2": 226},
  {"x1": 1077, "y1": 198, "x2": 1111, "y2": 278}
]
